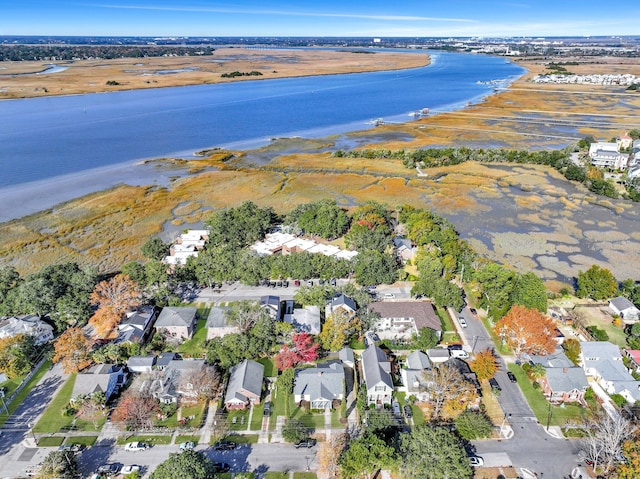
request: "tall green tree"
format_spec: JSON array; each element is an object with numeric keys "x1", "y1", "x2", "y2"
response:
[
  {"x1": 353, "y1": 250, "x2": 398, "y2": 286},
  {"x1": 141, "y1": 237, "x2": 169, "y2": 261},
  {"x1": 577, "y1": 265, "x2": 618, "y2": 300},
  {"x1": 510, "y1": 272, "x2": 548, "y2": 313},
  {"x1": 285, "y1": 199, "x2": 350, "y2": 239},
  {"x1": 36, "y1": 450, "x2": 79, "y2": 479},
  {"x1": 150, "y1": 450, "x2": 214, "y2": 479},
  {"x1": 205, "y1": 201, "x2": 275, "y2": 249},
  {"x1": 340, "y1": 432, "x2": 398, "y2": 478},
  {"x1": 400, "y1": 426, "x2": 473, "y2": 479},
  {"x1": 454, "y1": 410, "x2": 493, "y2": 440},
  {"x1": 473, "y1": 263, "x2": 516, "y2": 318}
]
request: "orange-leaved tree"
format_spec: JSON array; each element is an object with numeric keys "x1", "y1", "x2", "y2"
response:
[
  {"x1": 53, "y1": 327, "x2": 93, "y2": 373},
  {"x1": 494, "y1": 304, "x2": 556, "y2": 358},
  {"x1": 469, "y1": 348, "x2": 499, "y2": 381},
  {"x1": 89, "y1": 274, "x2": 141, "y2": 338}
]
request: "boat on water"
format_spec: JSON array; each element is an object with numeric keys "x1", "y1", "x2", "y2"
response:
[
  {"x1": 367, "y1": 117, "x2": 385, "y2": 126},
  {"x1": 408, "y1": 107, "x2": 430, "y2": 118}
]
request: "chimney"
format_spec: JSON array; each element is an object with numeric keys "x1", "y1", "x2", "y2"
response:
[{"x1": 563, "y1": 368, "x2": 568, "y2": 373}]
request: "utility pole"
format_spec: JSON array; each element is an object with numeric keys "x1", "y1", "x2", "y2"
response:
[{"x1": 0, "y1": 388, "x2": 8, "y2": 415}]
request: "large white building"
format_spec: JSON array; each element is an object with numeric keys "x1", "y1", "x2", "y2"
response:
[
  {"x1": 588, "y1": 142, "x2": 628, "y2": 169},
  {"x1": 0, "y1": 315, "x2": 54, "y2": 345}
]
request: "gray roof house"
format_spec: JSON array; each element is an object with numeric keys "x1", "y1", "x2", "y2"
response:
[
  {"x1": 361, "y1": 344, "x2": 393, "y2": 406},
  {"x1": 260, "y1": 296, "x2": 281, "y2": 320},
  {"x1": 400, "y1": 351, "x2": 432, "y2": 402},
  {"x1": 117, "y1": 306, "x2": 158, "y2": 344},
  {"x1": 72, "y1": 364, "x2": 127, "y2": 403},
  {"x1": 155, "y1": 306, "x2": 198, "y2": 340},
  {"x1": 294, "y1": 361, "x2": 345, "y2": 409},
  {"x1": 368, "y1": 301, "x2": 441, "y2": 341},
  {"x1": 325, "y1": 294, "x2": 357, "y2": 320},
  {"x1": 580, "y1": 341, "x2": 640, "y2": 403},
  {"x1": 609, "y1": 296, "x2": 640, "y2": 323},
  {"x1": 0, "y1": 315, "x2": 54, "y2": 345},
  {"x1": 225, "y1": 359, "x2": 264, "y2": 410},
  {"x1": 531, "y1": 348, "x2": 588, "y2": 404},
  {"x1": 156, "y1": 352, "x2": 180, "y2": 370},
  {"x1": 285, "y1": 306, "x2": 321, "y2": 335},
  {"x1": 339, "y1": 346, "x2": 355, "y2": 368},
  {"x1": 148, "y1": 359, "x2": 207, "y2": 404},
  {"x1": 126, "y1": 355, "x2": 157, "y2": 373},
  {"x1": 205, "y1": 306, "x2": 236, "y2": 340},
  {"x1": 426, "y1": 348, "x2": 451, "y2": 364},
  {"x1": 529, "y1": 348, "x2": 574, "y2": 369}
]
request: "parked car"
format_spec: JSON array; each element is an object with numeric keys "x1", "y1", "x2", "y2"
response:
[
  {"x1": 121, "y1": 465, "x2": 141, "y2": 475},
  {"x1": 294, "y1": 279, "x2": 300, "y2": 286},
  {"x1": 458, "y1": 316, "x2": 467, "y2": 328},
  {"x1": 283, "y1": 280, "x2": 289, "y2": 287},
  {"x1": 404, "y1": 405, "x2": 413, "y2": 418},
  {"x1": 179, "y1": 441, "x2": 195, "y2": 450},
  {"x1": 213, "y1": 463, "x2": 231, "y2": 473},
  {"x1": 392, "y1": 401, "x2": 401, "y2": 416},
  {"x1": 124, "y1": 441, "x2": 149, "y2": 452},
  {"x1": 469, "y1": 456, "x2": 484, "y2": 467},
  {"x1": 97, "y1": 464, "x2": 121, "y2": 475},
  {"x1": 295, "y1": 438, "x2": 317, "y2": 448},
  {"x1": 383, "y1": 293, "x2": 396, "y2": 299},
  {"x1": 507, "y1": 371, "x2": 517, "y2": 383},
  {"x1": 469, "y1": 308, "x2": 477, "y2": 315},
  {"x1": 264, "y1": 401, "x2": 271, "y2": 416},
  {"x1": 489, "y1": 378, "x2": 501, "y2": 393},
  {"x1": 214, "y1": 440, "x2": 237, "y2": 451}
]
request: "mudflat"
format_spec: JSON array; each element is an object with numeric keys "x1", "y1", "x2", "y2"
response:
[{"x1": 0, "y1": 47, "x2": 429, "y2": 99}]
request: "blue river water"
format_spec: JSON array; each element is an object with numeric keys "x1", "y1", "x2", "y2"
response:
[{"x1": 0, "y1": 51, "x2": 524, "y2": 190}]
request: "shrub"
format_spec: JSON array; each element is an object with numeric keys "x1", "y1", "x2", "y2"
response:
[
  {"x1": 586, "y1": 326, "x2": 609, "y2": 342},
  {"x1": 454, "y1": 410, "x2": 493, "y2": 440}
]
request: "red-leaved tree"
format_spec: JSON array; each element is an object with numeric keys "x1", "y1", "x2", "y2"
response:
[
  {"x1": 275, "y1": 333, "x2": 319, "y2": 371},
  {"x1": 494, "y1": 304, "x2": 557, "y2": 358}
]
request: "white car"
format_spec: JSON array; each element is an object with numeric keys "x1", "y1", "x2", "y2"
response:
[
  {"x1": 121, "y1": 465, "x2": 141, "y2": 475},
  {"x1": 124, "y1": 441, "x2": 149, "y2": 452},
  {"x1": 469, "y1": 456, "x2": 484, "y2": 467},
  {"x1": 458, "y1": 316, "x2": 468, "y2": 328}
]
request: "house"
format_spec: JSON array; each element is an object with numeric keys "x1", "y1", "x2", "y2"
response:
[
  {"x1": 609, "y1": 296, "x2": 640, "y2": 323},
  {"x1": 581, "y1": 341, "x2": 640, "y2": 403},
  {"x1": 294, "y1": 361, "x2": 345, "y2": 409},
  {"x1": 361, "y1": 344, "x2": 393, "y2": 406},
  {"x1": 426, "y1": 348, "x2": 451, "y2": 364},
  {"x1": 0, "y1": 315, "x2": 54, "y2": 345},
  {"x1": 399, "y1": 350, "x2": 432, "y2": 402},
  {"x1": 618, "y1": 134, "x2": 633, "y2": 150},
  {"x1": 156, "y1": 352, "x2": 180, "y2": 370},
  {"x1": 72, "y1": 364, "x2": 127, "y2": 403},
  {"x1": 367, "y1": 301, "x2": 442, "y2": 341},
  {"x1": 531, "y1": 348, "x2": 588, "y2": 404},
  {"x1": 148, "y1": 359, "x2": 207, "y2": 404},
  {"x1": 155, "y1": 306, "x2": 198, "y2": 340},
  {"x1": 445, "y1": 358, "x2": 482, "y2": 398},
  {"x1": 325, "y1": 294, "x2": 357, "y2": 320},
  {"x1": 126, "y1": 355, "x2": 157, "y2": 373},
  {"x1": 393, "y1": 237, "x2": 416, "y2": 263},
  {"x1": 250, "y1": 231, "x2": 358, "y2": 260},
  {"x1": 117, "y1": 306, "x2": 158, "y2": 344},
  {"x1": 163, "y1": 229, "x2": 208, "y2": 266},
  {"x1": 339, "y1": 346, "x2": 355, "y2": 368},
  {"x1": 205, "y1": 306, "x2": 236, "y2": 340},
  {"x1": 224, "y1": 359, "x2": 264, "y2": 410},
  {"x1": 588, "y1": 141, "x2": 628, "y2": 169},
  {"x1": 260, "y1": 296, "x2": 281, "y2": 320},
  {"x1": 284, "y1": 306, "x2": 321, "y2": 335}
]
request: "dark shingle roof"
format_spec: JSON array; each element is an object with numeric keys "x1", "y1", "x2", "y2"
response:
[
  {"x1": 155, "y1": 306, "x2": 197, "y2": 328},
  {"x1": 368, "y1": 301, "x2": 441, "y2": 332}
]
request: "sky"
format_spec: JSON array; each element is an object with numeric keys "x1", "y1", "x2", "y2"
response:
[{"x1": 3, "y1": 0, "x2": 639, "y2": 38}]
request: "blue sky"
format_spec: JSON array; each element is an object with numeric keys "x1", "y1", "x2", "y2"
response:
[{"x1": 3, "y1": 1, "x2": 638, "y2": 37}]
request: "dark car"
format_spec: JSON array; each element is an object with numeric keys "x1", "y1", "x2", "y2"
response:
[
  {"x1": 489, "y1": 378, "x2": 502, "y2": 392},
  {"x1": 58, "y1": 443, "x2": 84, "y2": 453},
  {"x1": 404, "y1": 405, "x2": 413, "y2": 418},
  {"x1": 295, "y1": 438, "x2": 317, "y2": 448},
  {"x1": 97, "y1": 464, "x2": 121, "y2": 475},
  {"x1": 263, "y1": 401, "x2": 271, "y2": 416},
  {"x1": 447, "y1": 344, "x2": 463, "y2": 351},
  {"x1": 214, "y1": 440, "x2": 237, "y2": 451},
  {"x1": 470, "y1": 307, "x2": 477, "y2": 315},
  {"x1": 213, "y1": 463, "x2": 231, "y2": 473},
  {"x1": 507, "y1": 371, "x2": 517, "y2": 383}
]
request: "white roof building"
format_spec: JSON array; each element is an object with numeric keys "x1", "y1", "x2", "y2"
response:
[
  {"x1": 588, "y1": 142, "x2": 628, "y2": 169},
  {"x1": 251, "y1": 231, "x2": 357, "y2": 260},
  {"x1": 0, "y1": 315, "x2": 54, "y2": 345}
]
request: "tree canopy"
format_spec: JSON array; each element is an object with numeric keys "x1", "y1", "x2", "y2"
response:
[
  {"x1": 205, "y1": 201, "x2": 275, "y2": 249},
  {"x1": 53, "y1": 327, "x2": 93, "y2": 373},
  {"x1": 150, "y1": 450, "x2": 214, "y2": 479},
  {"x1": 577, "y1": 264, "x2": 618, "y2": 300},
  {"x1": 495, "y1": 305, "x2": 556, "y2": 357},
  {"x1": 285, "y1": 199, "x2": 350, "y2": 239},
  {"x1": 36, "y1": 450, "x2": 79, "y2": 479}
]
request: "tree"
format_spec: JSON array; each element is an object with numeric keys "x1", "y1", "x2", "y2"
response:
[
  {"x1": 90, "y1": 274, "x2": 142, "y2": 315},
  {"x1": 581, "y1": 413, "x2": 635, "y2": 474},
  {"x1": 74, "y1": 392, "x2": 106, "y2": 429},
  {"x1": 339, "y1": 431, "x2": 398, "y2": 478},
  {"x1": 36, "y1": 450, "x2": 79, "y2": 479},
  {"x1": 494, "y1": 305, "x2": 556, "y2": 358},
  {"x1": 422, "y1": 363, "x2": 478, "y2": 420},
  {"x1": 410, "y1": 326, "x2": 438, "y2": 350},
  {"x1": 282, "y1": 418, "x2": 309, "y2": 443},
  {"x1": 0, "y1": 334, "x2": 38, "y2": 379},
  {"x1": 400, "y1": 426, "x2": 473, "y2": 479},
  {"x1": 317, "y1": 433, "x2": 347, "y2": 479},
  {"x1": 469, "y1": 348, "x2": 499, "y2": 381},
  {"x1": 111, "y1": 391, "x2": 160, "y2": 430},
  {"x1": 510, "y1": 272, "x2": 548, "y2": 313},
  {"x1": 319, "y1": 309, "x2": 361, "y2": 352},
  {"x1": 617, "y1": 438, "x2": 640, "y2": 479},
  {"x1": 562, "y1": 338, "x2": 581, "y2": 365},
  {"x1": 150, "y1": 450, "x2": 214, "y2": 479},
  {"x1": 352, "y1": 250, "x2": 398, "y2": 286},
  {"x1": 473, "y1": 263, "x2": 516, "y2": 318},
  {"x1": 577, "y1": 265, "x2": 618, "y2": 300},
  {"x1": 225, "y1": 300, "x2": 268, "y2": 333},
  {"x1": 285, "y1": 199, "x2": 350, "y2": 239},
  {"x1": 88, "y1": 306, "x2": 121, "y2": 339},
  {"x1": 454, "y1": 410, "x2": 493, "y2": 440},
  {"x1": 53, "y1": 327, "x2": 93, "y2": 373},
  {"x1": 205, "y1": 201, "x2": 275, "y2": 249},
  {"x1": 181, "y1": 364, "x2": 221, "y2": 402},
  {"x1": 141, "y1": 237, "x2": 169, "y2": 261}
]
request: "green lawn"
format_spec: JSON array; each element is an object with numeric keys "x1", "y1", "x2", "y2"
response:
[
  {"x1": 181, "y1": 402, "x2": 206, "y2": 427},
  {"x1": 177, "y1": 313, "x2": 209, "y2": 358},
  {"x1": 0, "y1": 373, "x2": 28, "y2": 398},
  {"x1": 257, "y1": 358, "x2": 277, "y2": 377},
  {"x1": 64, "y1": 436, "x2": 98, "y2": 446},
  {"x1": 37, "y1": 436, "x2": 64, "y2": 447},
  {"x1": 507, "y1": 363, "x2": 590, "y2": 426},
  {"x1": 265, "y1": 473, "x2": 288, "y2": 479},
  {"x1": 410, "y1": 404, "x2": 425, "y2": 425},
  {"x1": 32, "y1": 374, "x2": 76, "y2": 434},
  {"x1": 269, "y1": 385, "x2": 288, "y2": 430},
  {"x1": 0, "y1": 360, "x2": 52, "y2": 428},
  {"x1": 116, "y1": 435, "x2": 172, "y2": 445},
  {"x1": 175, "y1": 434, "x2": 200, "y2": 444},
  {"x1": 156, "y1": 411, "x2": 179, "y2": 428},
  {"x1": 437, "y1": 307, "x2": 455, "y2": 332},
  {"x1": 250, "y1": 403, "x2": 264, "y2": 431},
  {"x1": 289, "y1": 397, "x2": 325, "y2": 430},
  {"x1": 294, "y1": 473, "x2": 317, "y2": 479},
  {"x1": 228, "y1": 408, "x2": 250, "y2": 430},
  {"x1": 215, "y1": 434, "x2": 258, "y2": 445}
]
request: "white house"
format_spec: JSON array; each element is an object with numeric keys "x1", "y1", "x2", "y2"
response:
[
  {"x1": 0, "y1": 315, "x2": 54, "y2": 345},
  {"x1": 580, "y1": 341, "x2": 640, "y2": 403},
  {"x1": 361, "y1": 344, "x2": 394, "y2": 406},
  {"x1": 609, "y1": 296, "x2": 640, "y2": 323},
  {"x1": 284, "y1": 305, "x2": 321, "y2": 335},
  {"x1": 399, "y1": 350, "x2": 432, "y2": 402},
  {"x1": 588, "y1": 142, "x2": 628, "y2": 169},
  {"x1": 163, "y1": 229, "x2": 209, "y2": 266}
]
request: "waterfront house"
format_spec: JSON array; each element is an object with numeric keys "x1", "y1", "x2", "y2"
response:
[
  {"x1": 0, "y1": 315, "x2": 54, "y2": 345},
  {"x1": 609, "y1": 296, "x2": 640, "y2": 323},
  {"x1": 368, "y1": 301, "x2": 441, "y2": 341}
]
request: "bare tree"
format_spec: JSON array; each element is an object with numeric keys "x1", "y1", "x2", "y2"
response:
[
  {"x1": 317, "y1": 433, "x2": 347, "y2": 478},
  {"x1": 422, "y1": 363, "x2": 477, "y2": 420},
  {"x1": 181, "y1": 364, "x2": 221, "y2": 402},
  {"x1": 210, "y1": 410, "x2": 231, "y2": 444},
  {"x1": 580, "y1": 412, "x2": 635, "y2": 474},
  {"x1": 225, "y1": 300, "x2": 269, "y2": 333}
]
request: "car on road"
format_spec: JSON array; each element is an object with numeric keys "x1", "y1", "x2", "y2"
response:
[
  {"x1": 179, "y1": 441, "x2": 195, "y2": 450},
  {"x1": 295, "y1": 438, "x2": 318, "y2": 448},
  {"x1": 489, "y1": 377, "x2": 501, "y2": 393},
  {"x1": 469, "y1": 456, "x2": 484, "y2": 467},
  {"x1": 124, "y1": 441, "x2": 149, "y2": 452},
  {"x1": 383, "y1": 293, "x2": 396, "y2": 299},
  {"x1": 469, "y1": 307, "x2": 477, "y2": 315},
  {"x1": 214, "y1": 440, "x2": 237, "y2": 451},
  {"x1": 121, "y1": 465, "x2": 141, "y2": 475},
  {"x1": 507, "y1": 371, "x2": 517, "y2": 383},
  {"x1": 458, "y1": 316, "x2": 467, "y2": 328},
  {"x1": 404, "y1": 405, "x2": 413, "y2": 418},
  {"x1": 97, "y1": 464, "x2": 121, "y2": 475},
  {"x1": 213, "y1": 463, "x2": 231, "y2": 473}
]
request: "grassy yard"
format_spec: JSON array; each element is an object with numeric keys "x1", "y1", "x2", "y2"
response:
[
  {"x1": 507, "y1": 363, "x2": 591, "y2": 426},
  {"x1": 37, "y1": 436, "x2": 64, "y2": 447},
  {"x1": 116, "y1": 435, "x2": 173, "y2": 445},
  {"x1": 257, "y1": 358, "x2": 277, "y2": 377},
  {"x1": 228, "y1": 408, "x2": 250, "y2": 430},
  {"x1": 181, "y1": 402, "x2": 206, "y2": 427},
  {"x1": 410, "y1": 404, "x2": 425, "y2": 425},
  {"x1": 0, "y1": 360, "x2": 51, "y2": 428},
  {"x1": 32, "y1": 374, "x2": 76, "y2": 434},
  {"x1": 64, "y1": 436, "x2": 98, "y2": 446},
  {"x1": 294, "y1": 473, "x2": 317, "y2": 479},
  {"x1": 250, "y1": 403, "x2": 264, "y2": 431},
  {"x1": 156, "y1": 410, "x2": 179, "y2": 428},
  {"x1": 216, "y1": 434, "x2": 258, "y2": 445},
  {"x1": 269, "y1": 385, "x2": 288, "y2": 430},
  {"x1": 175, "y1": 434, "x2": 199, "y2": 444},
  {"x1": 264, "y1": 473, "x2": 288, "y2": 479},
  {"x1": 177, "y1": 313, "x2": 209, "y2": 358},
  {"x1": 436, "y1": 308, "x2": 455, "y2": 332}
]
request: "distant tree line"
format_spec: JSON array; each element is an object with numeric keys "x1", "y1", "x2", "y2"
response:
[
  {"x1": 220, "y1": 71, "x2": 263, "y2": 78},
  {"x1": 0, "y1": 45, "x2": 215, "y2": 62}
]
